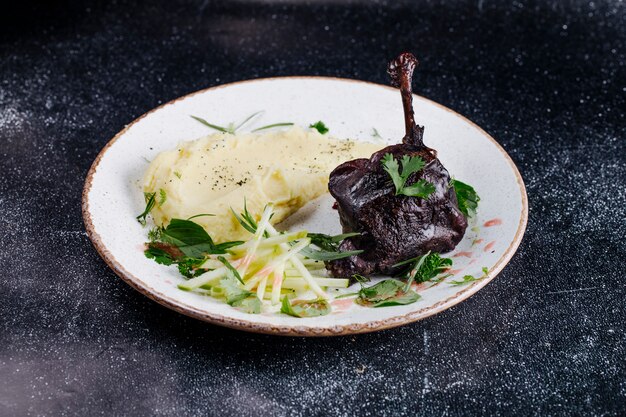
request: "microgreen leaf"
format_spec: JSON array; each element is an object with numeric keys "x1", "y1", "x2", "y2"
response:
[
  {"x1": 220, "y1": 276, "x2": 261, "y2": 313},
  {"x1": 144, "y1": 243, "x2": 207, "y2": 278},
  {"x1": 352, "y1": 274, "x2": 371, "y2": 284},
  {"x1": 213, "y1": 241, "x2": 245, "y2": 252},
  {"x1": 136, "y1": 192, "x2": 157, "y2": 226},
  {"x1": 217, "y1": 255, "x2": 243, "y2": 284},
  {"x1": 281, "y1": 297, "x2": 331, "y2": 318},
  {"x1": 190, "y1": 115, "x2": 229, "y2": 133},
  {"x1": 177, "y1": 259, "x2": 209, "y2": 278},
  {"x1": 299, "y1": 247, "x2": 363, "y2": 261},
  {"x1": 307, "y1": 232, "x2": 360, "y2": 252},
  {"x1": 231, "y1": 208, "x2": 256, "y2": 234},
  {"x1": 251, "y1": 122, "x2": 294, "y2": 132},
  {"x1": 186, "y1": 213, "x2": 215, "y2": 221},
  {"x1": 371, "y1": 128, "x2": 383, "y2": 140},
  {"x1": 356, "y1": 279, "x2": 421, "y2": 308},
  {"x1": 158, "y1": 189, "x2": 167, "y2": 207},
  {"x1": 234, "y1": 110, "x2": 264, "y2": 132},
  {"x1": 144, "y1": 245, "x2": 175, "y2": 266},
  {"x1": 394, "y1": 252, "x2": 453, "y2": 287},
  {"x1": 334, "y1": 292, "x2": 359, "y2": 299},
  {"x1": 449, "y1": 267, "x2": 489, "y2": 286},
  {"x1": 230, "y1": 199, "x2": 260, "y2": 234},
  {"x1": 232, "y1": 296, "x2": 262, "y2": 314},
  {"x1": 147, "y1": 227, "x2": 163, "y2": 242},
  {"x1": 303, "y1": 231, "x2": 361, "y2": 260},
  {"x1": 451, "y1": 179, "x2": 480, "y2": 218},
  {"x1": 309, "y1": 121, "x2": 329, "y2": 134}
]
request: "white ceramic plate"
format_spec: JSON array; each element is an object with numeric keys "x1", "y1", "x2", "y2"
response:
[{"x1": 82, "y1": 77, "x2": 527, "y2": 336}]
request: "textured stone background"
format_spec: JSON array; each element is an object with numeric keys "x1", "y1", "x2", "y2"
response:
[{"x1": 1, "y1": 0, "x2": 625, "y2": 415}]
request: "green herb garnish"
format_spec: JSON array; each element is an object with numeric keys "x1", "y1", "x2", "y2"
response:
[
  {"x1": 232, "y1": 111, "x2": 264, "y2": 132},
  {"x1": 301, "y1": 232, "x2": 362, "y2": 261},
  {"x1": 394, "y1": 252, "x2": 453, "y2": 288},
  {"x1": 147, "y1": 226, "x2": 163, "y2": 242},
  {"x1": 217, "y1": 255, "x2": 244, "y2": 284},
  {"x1": 174, "y1": 171, "x2": 182, "y2": 179},
  {"x1": 281, "y1": 297, "x2": 331, "y2": 318},
  {"x1": 307, "y1": 232, "x2": 360, "y2": 251},
  {"x1": 251, "y1": 123, "x2": 294, "y2": 132},
  {"x1": 449, "y1": 267, "x2": 489, "y2": 286},
  {"x1": 136, "y1": 192, "x2": 157, "y2": 226},
  {"x1": 186, "y1": 213, "x2": 215, "y2": 221},
  {"x1": 451, "y1": 179, "x2": 480, "y2": 218},
  {"x1": 230, "y1": 199, "x2": 258, "y2": 234},
  {"x1": 230, "y1": 200, "x2": 273, "y2": 238},
  {"x1": 381, "y1": 153, "x2": 435, "y2": 198},
  {"x1": 299, "y1": 247, "x2": 363, "y2": 261},
  {"x1": 144, "y1": 241, "x2": 208, "y2": 278},
  {"x1": 221, "y1": 276, "x2": 261, "y2": 314},
  {"x1": 356, "y1": 279, "x2": 421, "y2": 308},
  {"x1": 190, "y1": 111, "x2": 264, "y2": 134},
  {"x1": 177, "y1": 258, "x2": 209, "y2": 278},
  {"x1": 159, "y1": 218, "x2": 216, "y2": 259},
  {"x1": 190, "y1": 115, "x2": 230, "y2": 133},
  {"x1": 158, "y1": 189, "x2": 167, "y2": 207},
  {"x1": 144, "y1": 244, "x2": 175, "y2": 266},
  {"x1": 309, "y1": 121, "x2": 329, "y2": 134}
]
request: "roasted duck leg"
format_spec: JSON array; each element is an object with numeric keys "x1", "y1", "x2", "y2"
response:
[{"x1": 327, "y1": 52, "x2": 468, "y2": 277}]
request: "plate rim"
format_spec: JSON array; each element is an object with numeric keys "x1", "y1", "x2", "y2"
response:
[{"x1": 82, "y1": 76, "x2": 528, "y2": 337}]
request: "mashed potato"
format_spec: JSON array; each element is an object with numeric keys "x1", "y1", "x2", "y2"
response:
[{"x1": 142, "y1": 126, "x2": 381, "y2": 242}]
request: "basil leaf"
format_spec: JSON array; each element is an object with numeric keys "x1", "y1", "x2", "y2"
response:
[{"x1": 160, "y1": 219, "x2": 215, "y2": 259}]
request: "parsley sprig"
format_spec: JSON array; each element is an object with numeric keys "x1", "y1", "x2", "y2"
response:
[{"x1": 382, "y1": 153, "x2": 435, "y2": 198}]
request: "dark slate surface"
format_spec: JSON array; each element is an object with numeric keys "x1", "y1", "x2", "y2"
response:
[{"x1": 1, "y1": 0, "x2": 625, "y2": 415}]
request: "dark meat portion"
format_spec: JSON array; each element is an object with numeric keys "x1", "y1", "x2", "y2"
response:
[{"x1": 327, "y1": 53, "x2": 468, "y2": 277}]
